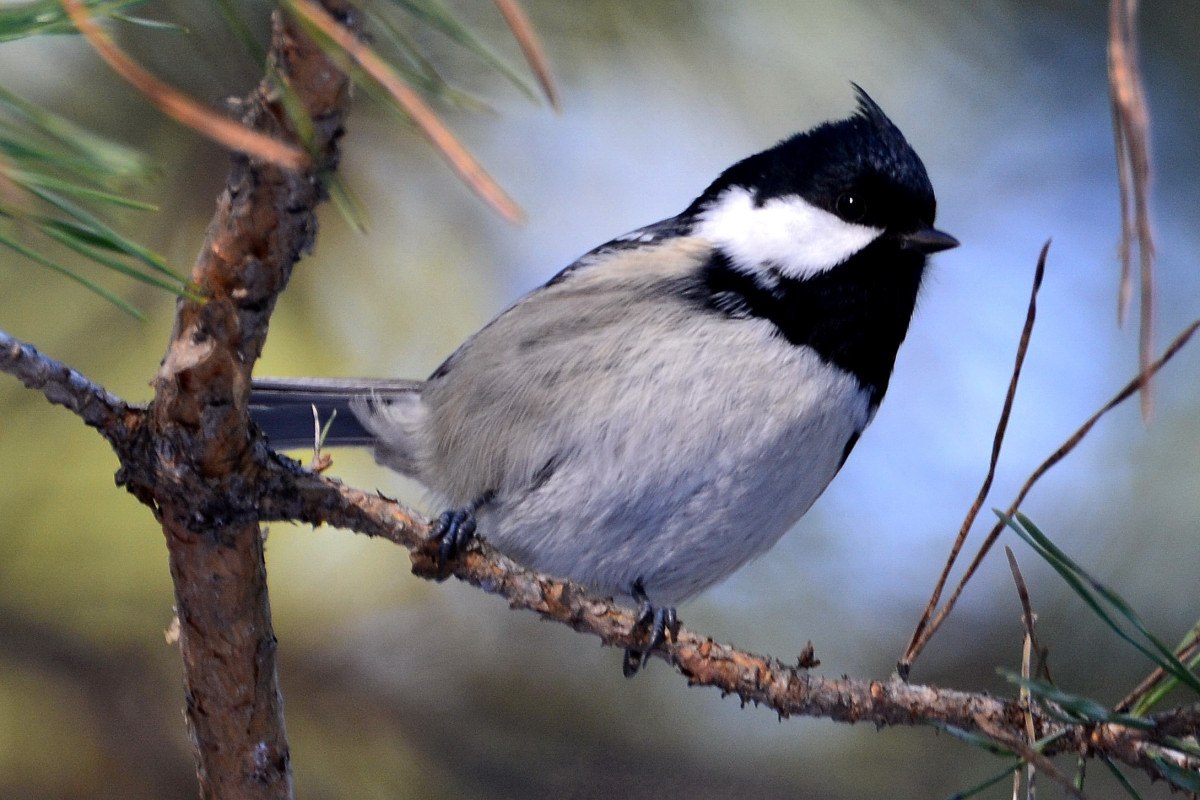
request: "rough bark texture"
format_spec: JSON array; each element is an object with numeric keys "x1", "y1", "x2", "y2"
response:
[{"x1": 110, "y1": 4, "x2": 358, "y2": 798}]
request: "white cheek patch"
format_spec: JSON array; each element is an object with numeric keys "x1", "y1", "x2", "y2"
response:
[{"x1": 693, "y1": 186, "x2": 883, "y2": 280}]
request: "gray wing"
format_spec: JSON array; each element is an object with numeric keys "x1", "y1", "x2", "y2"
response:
[
  {"x1": 429, "y1": 215, "x2": 696, "y2": 382},
  {"x1": 416, "y1": 234, "x2": 714, "y2": 506}
]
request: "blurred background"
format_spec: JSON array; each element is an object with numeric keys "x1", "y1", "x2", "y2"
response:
[{"x1": 1, "y1": 1, "x2": 1198, "y2": 797}]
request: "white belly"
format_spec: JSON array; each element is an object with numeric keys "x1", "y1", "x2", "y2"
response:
[{"x1": 480, "y1": 317, "x2": 873, "y2": 604}]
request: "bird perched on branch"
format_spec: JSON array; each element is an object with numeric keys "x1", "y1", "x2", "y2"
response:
[{"x1": 252, "y1": 85, "x2": 957, "y2": 675}]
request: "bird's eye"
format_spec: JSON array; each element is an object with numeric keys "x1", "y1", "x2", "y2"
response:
[{"x1": 835, "y1": 192, "x2": 866, "y2": 222}]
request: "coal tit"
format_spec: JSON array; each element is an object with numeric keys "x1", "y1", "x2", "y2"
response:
[{"x1": 252, "y1": 85, "x2": 957, "y2": 672}]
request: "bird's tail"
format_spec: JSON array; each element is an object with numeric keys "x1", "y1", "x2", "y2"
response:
[{"x1": 250, "y1": 377, "x2": 422, "y2": 451}]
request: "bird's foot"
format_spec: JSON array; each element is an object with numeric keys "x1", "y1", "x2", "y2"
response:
[
  {"x1": 428, "y1": 491, "x2": 495, "y2": 568},
  {"x1": 431, "y1": 507, "x2": 477, "y2": 565},
  {"x1": 622, "y1": 579, "x2": 678, "y2": 678}
]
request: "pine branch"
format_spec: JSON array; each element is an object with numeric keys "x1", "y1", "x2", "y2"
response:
[{"x1": 0, "y1": 327, "x2": 132, "y2": 434}]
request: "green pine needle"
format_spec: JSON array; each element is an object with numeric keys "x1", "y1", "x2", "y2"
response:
[
  {"x1": 943, "y1": 762, "x2": 1021, "y2": 800},
  {"x1": 0, "y1": 230, "x2": 143, "y2": 318},
  {"x1": 108, "y1": 12, "x2": 188, "y2": 33},
  {"x1": 0, "y1": 76, "x2": 175, "y2": 312},
  {"x1": 0, "y1": 85, "x2": 149, "y2": 179},
  {"x1": 0, "y1": 1, "x2": 151, "y2": 42},
  {"x1": 386, "y1": 0, "x2": 540, "y2": 103},
  {"x1": 926, "y1": 721, "x2": 1015, "y2": 757},
  {"x1": 999, "y1": 672, "x2": 1155, "y2": 729},
  {"x1": 39, "y1": 222, "x2": 200, "y2": 301},
  {"x1": 8, "y1": 168, "x2": 158, "y2": 210},
  {"x1": 1131, "y1": 622, "x2": 1200, "y2": 715},
  {"x1": 365, "y1": 4, "x2": 493, "y2": 111},
  {"x1": 328, "y1": 173, "x2": 369, "y2": 234},
  {"x1": 1102, "y1": 756, "x2": 1145, "y2": 800},
  {"x1": 24, "y1": 186, "x2": 177, "y2": 279},
  {"x1": 1149, "y1": 755, "x2": 1200, "y2": 792},
  {"x1": 999, "y1": 511, "x2": 1200, "y2": 696},
  {"x1": 215, "y1": 0, "x2": 267, "y2": 66}
]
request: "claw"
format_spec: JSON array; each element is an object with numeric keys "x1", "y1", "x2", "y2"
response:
[
  {"x1": 622, "y1": 579, "x2": 677, "y2": 678},
  {"x1": 432, "y1": 507, "x2": 477, "y2": 565}
]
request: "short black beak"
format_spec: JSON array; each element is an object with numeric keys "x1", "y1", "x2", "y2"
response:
[{"x1": 900, "y1": 227, "x2": 959, "y2": 255}]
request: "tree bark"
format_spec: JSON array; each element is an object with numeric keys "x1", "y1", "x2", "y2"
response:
[{"x1": 113, "y1": 4, "x2": 358, "y2": 797}]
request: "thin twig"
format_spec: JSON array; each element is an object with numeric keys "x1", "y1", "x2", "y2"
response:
[
  {"x1": 492, "y1": 0, "x2": 560, "y2": 110},
  {"x1": 246, "y1": 450, "x2": 1197, "y2": 783},
  {"x1": 254, "y1": 454, "x2": 1048, "y2": 727},
  {"x1": 59, "y1": 0, "x2": 307, "y2": 170},
  {"x1": 900, "y1": 242, "x2": 1048, "y2": 674},
  {"x1": 0, "y1": 327, "x2": 133, "y2": 437},
  {"x1": 907, "y1": 317, "x2": 1200, "y2": 675},
  {"x1": 285, "y1": 0, "x2": 524, "y2": 222},
  {"x1": 1148, "y1": 705, "x2": 1200, "y2": 737}
]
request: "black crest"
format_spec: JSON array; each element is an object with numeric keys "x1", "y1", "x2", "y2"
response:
[{"x1": 684, "y1": 85, "x2": 937, "y2": 234}]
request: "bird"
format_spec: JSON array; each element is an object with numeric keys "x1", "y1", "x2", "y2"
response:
[{"x1": 251, "y1": 85, "x2": 958, "y2": 675}]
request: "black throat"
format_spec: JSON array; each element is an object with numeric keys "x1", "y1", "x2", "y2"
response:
[{"x1": 686, "y1": 244, "x2": 926, "y2": 406}]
